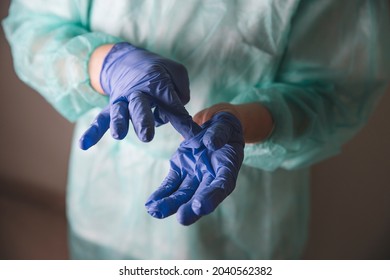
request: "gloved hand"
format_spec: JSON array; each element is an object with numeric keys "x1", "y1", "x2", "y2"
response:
[
  {"x1": 79, "y1": 42, "x2": 199, "y2": 150},
  {"x1": 145, "y1": 112, "x2": 245, "y2": 225}
]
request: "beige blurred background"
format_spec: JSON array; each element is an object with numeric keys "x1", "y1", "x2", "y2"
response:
[{"x1": 1, "y1": 0, "x2": 389, "y2": 260}]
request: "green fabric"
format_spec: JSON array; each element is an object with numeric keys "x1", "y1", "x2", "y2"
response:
[{"x1": 3, "y1": 0, "x2": 390, "y2": 259}]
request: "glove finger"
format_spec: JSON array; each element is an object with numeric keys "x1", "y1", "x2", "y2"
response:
[
  {"x1": 160, "y1": 60, "x2": 190, "y2": 105},
  {"x1": 110, "y1": 101, "x2": 129, "y2": 140},
  {"x1": 174, "y1": 174, "x2": 213, "y2": 225},
  {"x1": 176, "y1": 199, "x2": 201, "y2": 226},
  {"x1": 192, "y1": 167, "x2": 236, "y2": 216},
  {"x1": 152, "y1": 106, "x2": 169, "y2": 127},
  {"x1": 203, "y1": 121, "x2": 232, "y2": 151},
  {"x1": 145, "y1": 169, "x2": 182, "y2": 203},
  {"x1": 146, "y1": 175, "x2": 199, "y2": 219},
  {"x1": 154, "y1": 82, "x2": 201, "y2": 139},
  {"x1": 79, "y1": 106, "x2": 110, "y2": 150},
  {"x1": 128, "y1": 91, "x2": 155, "y2": 142},
  {"x1": 163, "y1": 106, "x2": 202, "y2": 140}
]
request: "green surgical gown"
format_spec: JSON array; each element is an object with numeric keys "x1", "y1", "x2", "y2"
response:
[{"x1": 3, "y1": 0, "x2": 390, "y2": 259}]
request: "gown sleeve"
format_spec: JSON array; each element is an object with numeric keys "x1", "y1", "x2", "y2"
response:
[
  {"x1": 2, "y1": 0, "x2": 122, "y2": 121},
  {"x1": 233, "y1": 0, "x2": 390, "y2": 171}
]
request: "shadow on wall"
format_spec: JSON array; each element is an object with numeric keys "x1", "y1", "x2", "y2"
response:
[{"x1": 0, "y1": 0, "x2": 389, "y2": 260}]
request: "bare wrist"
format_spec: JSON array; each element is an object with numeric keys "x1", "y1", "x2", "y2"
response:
[
  {"x1": 234, "y1": 103, "x2": 274, "y2": 143},
  {"x1": 88, "y1": 44, "x2": 115, "y2": 95},
  {"x1": 194, "y1": 102, "x2": 274, "y2": 143}
]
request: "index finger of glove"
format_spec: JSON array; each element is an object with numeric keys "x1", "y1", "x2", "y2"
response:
[
  {"x1": 152, "y1": 81, "x2": 201, "y2": 139},
  {"x1": 160, "y1": 60, "x2": 190, "y2": 105},
  {"x1": 79, "y1": 106, "x2": 110, "y2": 150}
]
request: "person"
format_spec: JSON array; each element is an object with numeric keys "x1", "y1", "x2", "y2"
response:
[{"x1": 2, "y1": 0, "x2": 390, "y2": 259}]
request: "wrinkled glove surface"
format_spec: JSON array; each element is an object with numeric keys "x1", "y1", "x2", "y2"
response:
[
  {"x1": 145, "y1": 112, "x2": 245, "y2": 225},
  {"x1": 80, "y1": 42, "x2": 199, "y2": 150}
]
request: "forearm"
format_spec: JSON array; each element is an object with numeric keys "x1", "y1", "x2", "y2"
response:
[{"x1": 193, "y1": 102, "x2": 274, "y2": 143}]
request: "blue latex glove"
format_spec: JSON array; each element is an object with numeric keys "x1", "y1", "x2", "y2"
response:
[
  {"x1": 145, "y1": 112, "x2": 245, "y2": 225},
  {"x1": 79, "y1": 42, "x2": 199, "y2": 150}
]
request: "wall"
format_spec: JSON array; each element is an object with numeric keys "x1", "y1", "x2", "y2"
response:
[
  {"x1": 0, "y1": 0, "x2": 71, "y2": 259},
  {"x1": 0, "y1": 0, "x2": 389, "y2": 259}
]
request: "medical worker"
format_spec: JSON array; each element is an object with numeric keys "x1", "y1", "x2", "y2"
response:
[{"x1": 3, "y1": 0, "x2": 390, "y2": 259}]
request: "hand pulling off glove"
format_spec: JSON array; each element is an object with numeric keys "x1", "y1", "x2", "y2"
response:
[
  {"x1": 145, "y1": 112, "x2": 245, "y2": 225},
  {"x1": 79, "y1": 42, "x2": 200, "y2": 150}
]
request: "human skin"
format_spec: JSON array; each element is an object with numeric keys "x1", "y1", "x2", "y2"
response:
[{"x1": 88, "y1": 44, "x2": 274, "y2": 143}]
